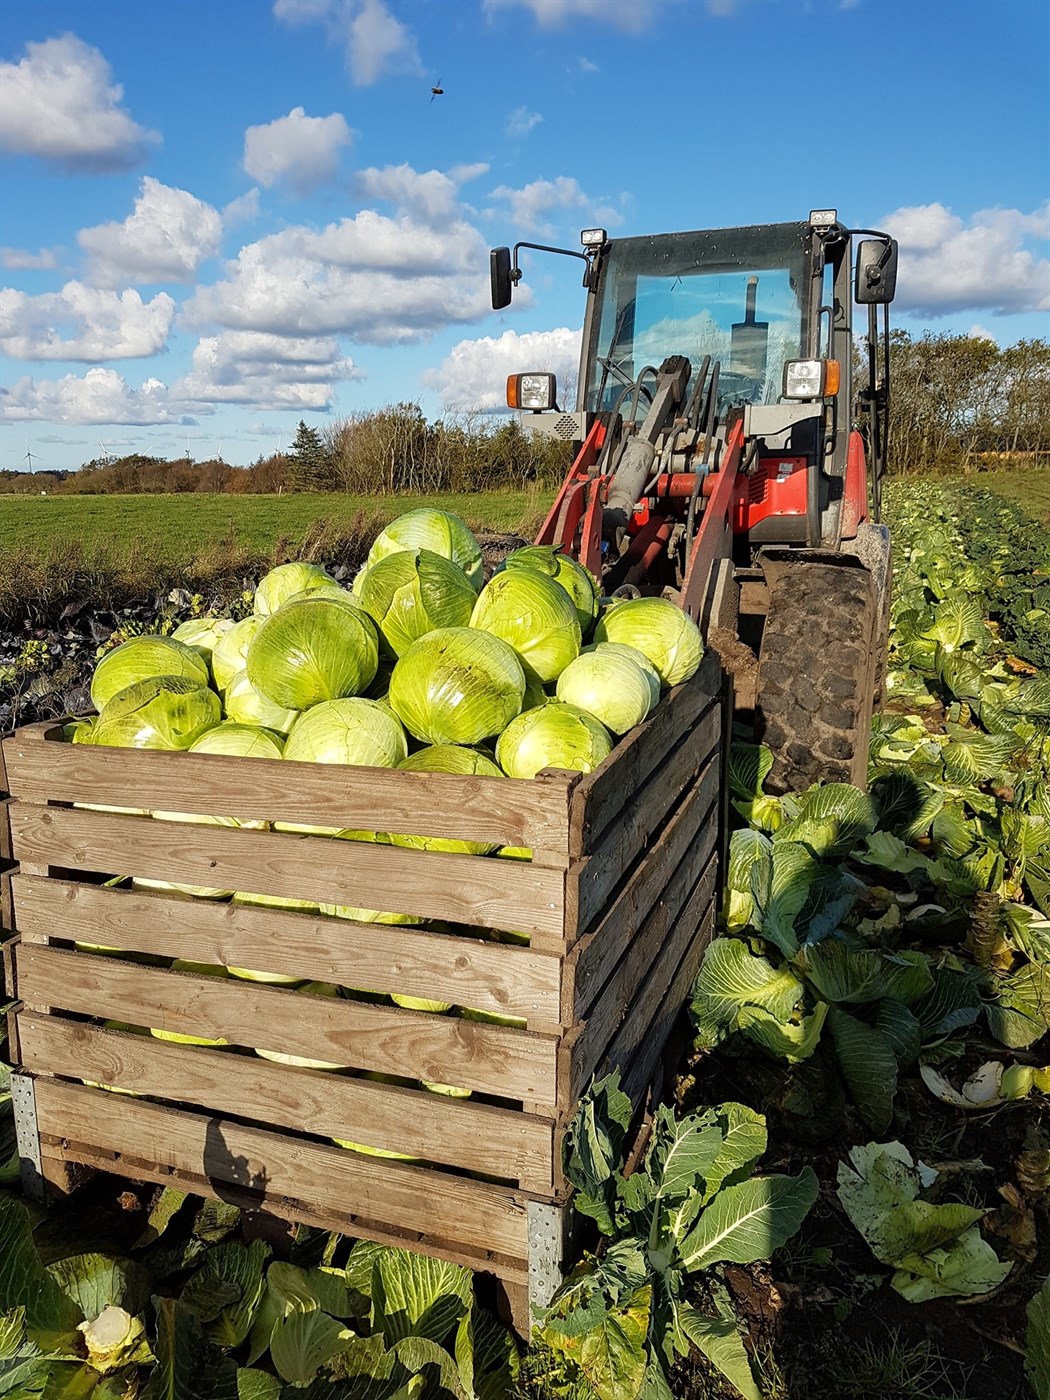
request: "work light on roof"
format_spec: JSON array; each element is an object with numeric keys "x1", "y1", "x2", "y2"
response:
[{"x1": 581, "y1": 228, "x2": 607, "y2": 247}]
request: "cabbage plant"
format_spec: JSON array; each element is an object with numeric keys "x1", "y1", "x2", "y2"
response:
[
  {"x1": 556, "y1": 645, "x2": 657, "y2": 735},
  {"x1": 212, "y1": 615, "x2": 263, "y2": 691},
  {"x1": 501, "y1": 544, "x2": 598, "y2": 633},
  {"x1": 254, "y1": 562, "x2": 339, "y2": 616},
  {"x1": 189, "y1": 721, "x2": 285, "y2": 761},
  {"x1": 496, "y1": 701, "x2": 612, "y2": 779},
  {"x1": 171, "y1": 616, "x2": 235, "y2": 676},
  {"x1": 247, "y1": 596, "x2": 379, "y2": 710},
  {"x1": 282, "y1": 697, "x2": 408, "y2": 767},
  {"x1": 389, "y1": 627, "x2": 525, "y2": 745},
  {"x1": 90, "y1": 636, "x2": 209, "y2": 711},
  {"x1": 223, "y1": 669, "x2": 299, "y2": 734},
  {"x1": 357, "y1": 547, "x2": 477, "y2": 656},
  {"x1": 593, "y1": 596, "x2": 704, "y2": 687},
  {"x1": 470, "y1": 568, "x2": 581, "y2": 684},
  {"x1": 389, "y1": 745, "x2": 503, "y2": 853},
  {"x1": 365, "y1": 507, "x2": 484, "y2": 590},
  {"x1": 90, "y1": 676, "x2": 220, "y2": 750}
]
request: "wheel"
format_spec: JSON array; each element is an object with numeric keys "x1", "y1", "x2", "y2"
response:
[{"x1": 755, "y1": 561, "x2": 879, "y2": 795}]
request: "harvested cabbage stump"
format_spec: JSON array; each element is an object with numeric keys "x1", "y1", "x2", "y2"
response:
[{"x1": 1, "y1": 653, "x2": 722, "y2": 1333}]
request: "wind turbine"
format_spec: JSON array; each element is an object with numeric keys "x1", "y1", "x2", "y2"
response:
[
  {"x1": 24, "y1": 443, "x2": 36, "y2": 474},
  {"x1": 97, "y1": 437, "x2": 114, "y2": 466}
]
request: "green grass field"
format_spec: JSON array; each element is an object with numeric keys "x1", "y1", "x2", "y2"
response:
[
  {"x1": 0, "y1": 489, "x2": 548, "y2": 563},
  {"x1": 942, "y1": 466, "x2": 1050, "y2": 523}
]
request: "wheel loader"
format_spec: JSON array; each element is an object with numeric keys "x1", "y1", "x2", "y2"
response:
[{"x1": 490, "y1": 210, "x2": 899, "y2": 793}]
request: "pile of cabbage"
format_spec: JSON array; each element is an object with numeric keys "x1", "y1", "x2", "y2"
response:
[{"x1": 67, "y1": 508, "x2": 704, "y2": 1152}]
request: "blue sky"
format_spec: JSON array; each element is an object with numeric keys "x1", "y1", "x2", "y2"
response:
[{"x1": 1, "y1": 0, "x2": 1048, "y2": 474}]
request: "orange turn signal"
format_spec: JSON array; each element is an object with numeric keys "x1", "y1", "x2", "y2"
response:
[
  {"x1": 506, "y1": 374, "x2": 520, "y2": 409},
  {"x1": 824, "y1": 359, "x2": 841, "y2": 395}
]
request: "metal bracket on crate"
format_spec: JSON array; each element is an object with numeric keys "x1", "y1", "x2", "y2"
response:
[
  {"x1": 10, "y1": 1071, "x2": 45, "y2": 1201},
  {"x1": 527, "y1": 1200, "x2": 569, "y2": 1321}
]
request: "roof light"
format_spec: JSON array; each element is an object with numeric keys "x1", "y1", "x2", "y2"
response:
[
  {"x1": 581, "y1": 228, "x2": 607, "y2": 247},
  {"x1": 809, "y1": 209, "x2": 838, "y2": 231}
]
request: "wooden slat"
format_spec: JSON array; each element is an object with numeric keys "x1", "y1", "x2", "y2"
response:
[
  {"x1": 2, "y1": 932, "x2": 17, "y2": 999},
  {"x1": 620, "y1": 908, "x2": 716, "y2": 1107},
  {"x1": 565, "y1": 767, "x2": 718, "y2": 1022},
  {"x1": 568, "y1": 720, "x2": 720, "y2": 937},
  {"x1": 31, "y1": 1077, "x2": 530, "y2": 1261},
  {"x1": 14, "y1": 944, "x2": 559, "y2": 1103},
  {"x1": 566, "y1": 880, "x2": 715, "y2": 1104},
  {"x1": 0, "y1": 797, "x2": 13, "y2": 865},
  {"x1": 565, "y1": 855, "x2": 717, "y2": 1103},
  {"x1": 12, "y1": 876, "x2": 563, "y2": 1029},
  {"x1": 569, "y1": 652, "x2": 721, "y2": 855},
  {"x1": 38, "y1": 1141, "x2": 528, "y2": 1282},
  {"x1": 17, "y1": 1015, "x2": 555, "y2": 1192},
  {"x1": 8, "y1": 804, "x2": 566, "y2": 940},
  {"x1": 2, "y1": 723, "x2": 572, "y2": 854},
  {"x1": 567, "y1": 848, "x2": 719, "y2": 1101}
]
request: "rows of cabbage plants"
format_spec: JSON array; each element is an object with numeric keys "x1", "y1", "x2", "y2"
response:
[{"x1": 2, "y1": 483, "x2": 1048, "y2": 1397}]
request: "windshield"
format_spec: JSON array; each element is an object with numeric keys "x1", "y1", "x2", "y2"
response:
[{"x1": 583, "y1": 222, "x2": 812, "y2": 416}]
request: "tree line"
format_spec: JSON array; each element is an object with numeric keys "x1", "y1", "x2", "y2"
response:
[{"x1": 2, "y1": 332, "x2": 1046, "y2": 495}]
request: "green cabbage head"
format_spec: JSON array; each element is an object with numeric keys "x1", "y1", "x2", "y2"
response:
[
  {"x1": 247, "y1": 596, "x2": 379, "y2": 710},
  {"x1": 389, "y1": 627, "x2": 525, "y2": 745},
  {"x1": 593, "y1": 597, "x2": 704, "y2": 687},
  {"x1": 556, "y1": 642, "x2": 658, "y2": 735},
  {"x1": 496, "y1": 700, "x2": 613, "y2": 779},
  {"x1": 254, "y1": 562, "x2": 340, "y2": 616},
  {"x1": 91, "y1": 635, "x2": 209, "y2": 711},
  {"x1": 90, "y1": 676, "x2": 220, "y2": 750},
  {"x1": 366, "y1": 508, "x2": 484, "y2": 589},
  {"x1": 357, "y1": 547, "x2": 477, "y2": 656},
  {"x1": 501, "y1": 545, "x2": 598, "y2": 634},
  {"x1": 389, "y1": 745, "x2": 503, "y2": 853},
  {"x1": 470, "y1": 567, "x2": 581, "y2": 684}
]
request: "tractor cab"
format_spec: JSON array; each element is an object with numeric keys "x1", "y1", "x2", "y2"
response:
[{"x1": 490, "y1": 211, "x2": 901, "y2": 795}]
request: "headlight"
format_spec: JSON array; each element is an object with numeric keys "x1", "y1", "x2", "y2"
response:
[
  {"x1": 782, "y1": 359, "x2": 840, "y2": 399},
  {"x1": 507, "y1": 372, "x2": 557, "y2": 411}
]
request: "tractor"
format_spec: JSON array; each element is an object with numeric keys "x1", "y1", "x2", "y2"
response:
[{"x1": 490, "y1": 210, "x2": 899, "y2": 793}]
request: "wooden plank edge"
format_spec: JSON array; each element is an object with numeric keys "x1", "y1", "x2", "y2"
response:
[
  {"x1": 33, "y1": 1078, "x2": 530, "y2": 1259},
  {"x1": 18, "y1": 1013, "x2": 556, "y2": 1194},
  {"x1": 39, "y1": 1138, "x2": 530, "y2": 1283},
  {"x1": 13, "y1": 944, "x2": 561, "y2": 1104},
  {"x1": 11, "y1": 875, "x2": 566, "y2": 1030}
]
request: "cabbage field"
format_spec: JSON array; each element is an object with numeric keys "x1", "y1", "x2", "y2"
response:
[{"x1": 1, "y1": 478, "x2": 1049, "y2": 1399}]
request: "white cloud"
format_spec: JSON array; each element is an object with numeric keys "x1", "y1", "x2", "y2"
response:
[
  {"x1": 0, "y1": 34, "x2": 159, "y2": 172},
  {"x1": 0, "y1": 328, "x2": 360, "y2": 424},
  {"x1": 355, "y1": 164, "x2": 461, "y2": 223},
  {"x1": 968, "y1": 324, "x2": 996, "y2": 342},
  {"x1": 174, "y1": 330, "x2": 360, "y2": 409},
  {"x1": 273, "y1": 0, "x2": 422, "y2": 85},
  {"x1": 484, "y1": 0, "x2": 656, "y2": 31},
  {"x1": 448, "y1": 162, "x2": 490, "y2": 185},
  {"x1": 488, "y1": 175, "x2": 622, "y2": 235},
  {"x1": 578, "y1": 56, "x2": 600, "y2": 72},
  {"x1": 423, "y1": 326, "x2": 581, "y2": 409},
  {"x1": 505, "y1": 106, "x2": 543, "y2": 139},
  {"x1": 77, "y1": 178, "x2": 223, "y2": 287},
  {"x1": 881, "y1": 201, "x2": 1050, "y2": 316},
  {"x1": 223, "y1": 188, "x2": 262, "y2": 226},
  {"x1": 243, "y1": 107, "x2": 352, "y2": 193},
  {"x1": 1, "y1": 368, "x2": 185, "y2": 425},
  {"x1": 1, "y1": 247, "x2": 59, "y2": 271},
  {"x1": 183, "y1": 185, "x2": 492, "y2": 345},
  {"x1": 0, "y1": 281, "x2": 175, "y2": 360}
]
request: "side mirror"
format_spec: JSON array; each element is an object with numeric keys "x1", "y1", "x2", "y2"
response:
[
  {"x1": 490, "y1": 247, "x2": 513, "y2": 310},
  {"x1": 855, "y1": 238, "x2": 898, "y2": 305}
]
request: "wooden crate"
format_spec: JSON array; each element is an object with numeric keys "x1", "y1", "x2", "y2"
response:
[{"x1": 1, "y1": 653, "x2": 724, "y2": 1326}]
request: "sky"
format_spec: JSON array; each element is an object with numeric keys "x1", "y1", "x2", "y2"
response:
[{"x1": 1, "y1": 0, "x2": 1048, "y2": 475}]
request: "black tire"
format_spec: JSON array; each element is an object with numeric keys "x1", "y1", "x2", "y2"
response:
[{"x1": 755, "y1": 562, "x2": 878, "y2": 795}]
